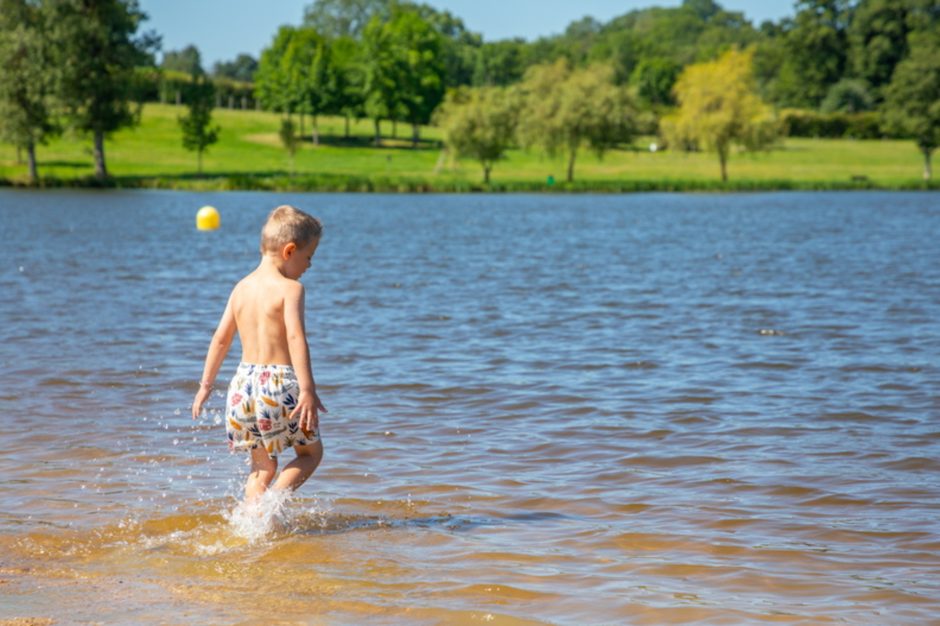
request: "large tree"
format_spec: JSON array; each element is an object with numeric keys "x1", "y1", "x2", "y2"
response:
[
  {"x1": 360, "y1": 14, "x2": 400, "y2": 145},
  {"x1": 255, "y1": 26, "x2": 301, "y2": 114},
  {"x1": 329, "y1": 35, "x2": 364, "y2": 138},
  {"x1": 437, "y1": 86, "x2": 519, "y2": 183},
  {"x1": 775, "y1": 0, "x2": 852, "y2": 108},
  {"x1": 389, "y1": 8, "x2": 445, "y2": 146},
  {"x1": 662, "y1": 47, "x2": 780, "y2": 182},
  {"x1": 518, "y1": 61, "x2": 636, "y2": 183},
  {"x1": 883, "y1": 31, "x2": 940, "y2": 180},
  {"x1": 0, "y1": 0, "x2": 58, "y2": 184},
  {"x1": 45, "y1": 0, "x2": 157, "y2": 180}
]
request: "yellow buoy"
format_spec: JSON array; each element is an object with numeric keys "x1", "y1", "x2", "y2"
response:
[{"x1": 196, "y1": 205, "x2": 220, "y2": 231}]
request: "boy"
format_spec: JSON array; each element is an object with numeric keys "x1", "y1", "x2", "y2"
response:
[{"x1": 191, "y1": 205, "x2": 327, "y2": 502}]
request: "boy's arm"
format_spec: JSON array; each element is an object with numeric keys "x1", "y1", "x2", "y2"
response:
[
  {"x1": 284, "y1": 281, "x2": 326, "y2": 431},
  {"x1": 191, "y1": 293, "x2": 237, "y2": 419}
]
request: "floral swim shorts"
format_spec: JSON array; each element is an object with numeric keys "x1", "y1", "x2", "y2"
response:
[{"x1": 225, "y1": 363, "x2": 320, "y2": 459}]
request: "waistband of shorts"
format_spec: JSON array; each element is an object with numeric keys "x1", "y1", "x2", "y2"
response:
[{"x1": 236, "y1": 362, "x2": 296, "y2": 373}]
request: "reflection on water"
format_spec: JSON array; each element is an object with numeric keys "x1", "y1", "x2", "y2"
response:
[{"x1": 1, "y1": 190, "x2": 939, "y2": 624}]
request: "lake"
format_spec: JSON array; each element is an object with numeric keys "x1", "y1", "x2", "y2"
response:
[{"x1": 1, "y1": 189, "x2": 938, "y2": 624}]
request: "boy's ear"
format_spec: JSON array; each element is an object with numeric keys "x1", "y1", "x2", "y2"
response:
[{"x1": 282, "y1": 242, "x2": 297, "y2": 260}]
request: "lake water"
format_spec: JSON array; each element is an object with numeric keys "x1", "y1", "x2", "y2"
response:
[{"x1": 0, "y1": 189, "x2": 938, "y2": 624}]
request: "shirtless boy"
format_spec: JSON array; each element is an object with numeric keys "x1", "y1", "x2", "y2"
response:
[{"x1": 191, "y1": 205, "x2": 327, "y2": 502}]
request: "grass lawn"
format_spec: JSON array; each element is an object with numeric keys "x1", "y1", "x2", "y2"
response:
[{"x1": 0, "y1": 103, "x2": 934, "y2": 191}]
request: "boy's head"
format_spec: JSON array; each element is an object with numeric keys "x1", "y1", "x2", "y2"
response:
[{"x1": 260, "y1": 205, "x2": 323, "y2": 256}]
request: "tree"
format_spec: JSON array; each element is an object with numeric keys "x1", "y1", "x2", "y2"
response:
[
  {"x1": 630, "y1": 57, "x2": 681, "y2": 107},
  {"x1": 472, "y1": 39, "x2": 526, "y2": 87},
  {"x1": 178, "y1": 70, "x2": 220, "y2": 174},
  {"x1": 45, "y1": 0, "x2": 158, "y2": 180},
  {"x1": 256, "y1": 26, "x2": 300, "y2": 114},
  {"x1": 212, "y1": 53, "x2": 258, "y2": 82},
  {"x1": 307, "y1": 36, "x2": 338, "y2": 145},
  {"x1": 360, "y1": 14, "x2": 399, "y2": 145},
  {"x1": 162, "y1": 44, "x2": 202, "y2": 75},
  {"x1": 437, "y1": 86, "x2": 519, "y2": 183},
  {"x1": 0, "y1": 0, "x2": 58, "y2": 184},
  {"x1": 848, "y1": 0, "x2": 912, "y2": 95},
  {"x1": 883, "y1": 31, "x2": 940, "y2": 180},
  {"x1": 775, "y1": 0, "x2": 852, "y2": 108},
  {"x1": 518, "y1": 61, "x2": 636, "y2": 183},
  {"x1": 662, "y1": 47, "x2": 780, "y2": 182},
  {"x1": 389, "y1": 9, "x2": 445, "y2": 146},
  {"x1": 329, "y1": 35, "x2": 364, "y2": 138}
]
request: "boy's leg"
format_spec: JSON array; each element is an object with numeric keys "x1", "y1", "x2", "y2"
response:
[
  {"x1": 245, "y1": 446, "x2": 278, "y2": 501},
  {"x1": 272, "y1": 440, "x2": 323, "y2": 493}
]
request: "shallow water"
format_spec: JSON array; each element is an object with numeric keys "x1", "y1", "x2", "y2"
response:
[{"x1": 1, "y1": 189, "x2": 938, "y2": 624}]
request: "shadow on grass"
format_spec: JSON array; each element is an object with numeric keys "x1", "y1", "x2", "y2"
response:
[
  {"x1": 44, "y1": 160, "x2": 91, "y2": 169},
  {"x1": 299, "y1": 133, "x2": 442, "y2": 151}
]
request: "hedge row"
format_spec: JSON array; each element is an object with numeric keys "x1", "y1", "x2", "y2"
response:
[{"x1": 780, "y1": 109, "x2": 888, "y2": 140}]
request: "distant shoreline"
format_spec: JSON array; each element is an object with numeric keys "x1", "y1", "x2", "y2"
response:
[{"x1": 1, "y1": 175, "x2": 936, "y2": 193}]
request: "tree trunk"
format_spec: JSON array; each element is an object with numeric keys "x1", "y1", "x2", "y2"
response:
[
  {"x1": 718, "y1": 145, "x2": 728, "y2": 182},
  {"x1": 300, "y1": 112, "x2": 305, "y2": 139},
  {"x1": 344, "y1": 114, "x2": 350, "y2": 139},
  {"x1": 26, "y1": 141, "x2": 38, "y2": 185},
  {"x1": 197, "y1": 150, "x2": 203, "y2": 175},
  {"x1": 374, "y1": 119, "x2": 381, "y2": 147},
  {"x1": 567, "y1": 148, "x2": 577, "y2": 183},
  {"x1": 483, "y1": 164, "x2": 491, "y2": 184},
  {"x1": 93, "y1": 130, "x2": 108, "y2": 180},
  {"x1": 312, "y1": 115, "x2": 319, "y2": 146},
  {"x1": 412, "y1": 123, "x2": 420, "y2": 148},
  {"x1": 175, "y1": 90, "x2": 181, "y2": 105},
  {"x1": 923, "y1": 147, "x2": 933, "y2": 181}
]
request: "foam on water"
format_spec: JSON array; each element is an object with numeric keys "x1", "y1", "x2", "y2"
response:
[{"x1": 224, "y1": 488, "x2": 297, "y2": 544}]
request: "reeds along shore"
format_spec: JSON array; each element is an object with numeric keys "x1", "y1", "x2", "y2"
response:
[{"x1": 1, "y1": 104, "x2": 936, "y2": 192}]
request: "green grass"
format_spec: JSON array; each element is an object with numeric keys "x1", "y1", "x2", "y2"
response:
[{"x1": 0, "y1": 103, "x2": 935, "y2": 191}]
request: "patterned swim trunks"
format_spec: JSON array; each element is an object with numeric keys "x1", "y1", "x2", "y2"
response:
[{"x1": 225, "y1": 363, "x2": 320, "y2": 459}]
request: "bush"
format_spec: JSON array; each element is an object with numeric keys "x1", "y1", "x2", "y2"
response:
[{"x1": 781, "y1": 109, "x2": 885, "y2": 139}]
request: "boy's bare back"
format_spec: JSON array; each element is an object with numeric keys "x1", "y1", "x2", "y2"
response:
[{"x1": 230, "y1": 266, "x2": 305, "y2": 366}]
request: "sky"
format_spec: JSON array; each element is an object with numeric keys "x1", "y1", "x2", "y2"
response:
[{"x1": 139, "y1": 0, "x2": 796, "y2": 68}]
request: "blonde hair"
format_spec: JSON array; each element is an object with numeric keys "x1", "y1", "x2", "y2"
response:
[{"x1": 260, "y1": 205, "x2": 322, "y2": 253}]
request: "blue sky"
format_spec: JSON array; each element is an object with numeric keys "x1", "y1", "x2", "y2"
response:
[{"x1": 140, "y1": 0, "x2": 796, "y2": 67}]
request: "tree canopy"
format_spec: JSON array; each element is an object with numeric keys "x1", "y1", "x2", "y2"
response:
[
  {"x1": 883, "y1": 30, "x2": 940, "y2": 180},
  {"x1": 45, "y1": 0, "x2": 157, "y2": 179},
  {"x1": 437, "y1": 86, "x2": 520, "y2": 183},
  {"x1": 518, "y1": 61, "x2": 636, "y2": 183},
  {"x1": 0, "y1": 0, "x2": 58, "y2": 183},
  {"x1": 663, "y1": 47, "x2": 780, "y2": 181}
]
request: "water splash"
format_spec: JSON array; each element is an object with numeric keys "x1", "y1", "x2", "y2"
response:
[{"x1": 224, "y1": 488, "x2": 296, "y2": 543}]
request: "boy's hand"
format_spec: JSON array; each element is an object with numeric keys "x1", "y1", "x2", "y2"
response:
[
  {"x1": 292, "y1": 390, "x2": 327, "y2": 433},
  {"x1": 191, "y1": 386, "x2": 211, "y2": 420}
]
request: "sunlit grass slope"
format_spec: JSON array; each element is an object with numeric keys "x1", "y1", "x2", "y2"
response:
[{"x1": 0, "y1": 103, "x2": 934, "y2": 191}]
